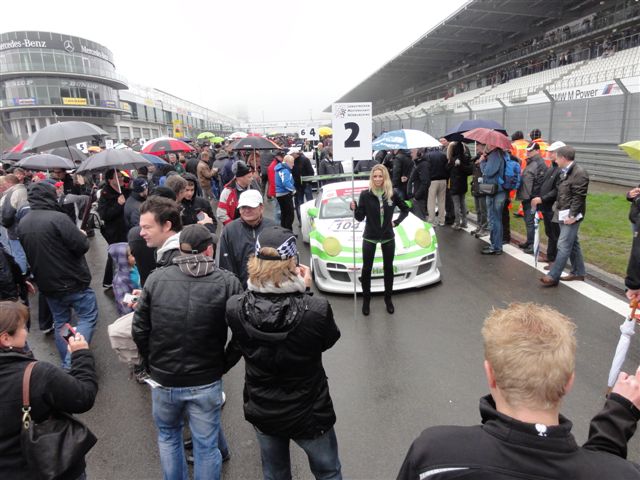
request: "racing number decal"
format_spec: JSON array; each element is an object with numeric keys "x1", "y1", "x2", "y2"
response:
[
  {"x1": 334, "y1": 220, "x2": 361, "y2": 230},
  {"x1": 344, "y1": 122, "x2": 360, "y2": 148}
]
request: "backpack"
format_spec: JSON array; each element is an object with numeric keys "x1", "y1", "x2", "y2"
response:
[
  {"x1": 1, "y1": 189, "x2": 17, "y2": 228},
  {"x1": 501, "y1": 153, "x2": 522, "y2": 191}
]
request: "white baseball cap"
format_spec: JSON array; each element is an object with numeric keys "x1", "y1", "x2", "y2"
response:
[
  {"x1": 547, "y1": 141, "x2": 566, "y2": 152},
  {"x1": 238, "y1": 189, "x2": 263, "y2": 208}
]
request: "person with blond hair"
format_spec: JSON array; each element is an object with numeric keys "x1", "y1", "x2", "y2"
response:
[
  {"x1": 397, "y1": 303, "x2": 640, "y2": 480},
  {"x1": 224, "y1": 226, "x2": 342, "y2": 480},
  {"x1": 350, "y1": 164, "x2": 409, "y2": 315}
]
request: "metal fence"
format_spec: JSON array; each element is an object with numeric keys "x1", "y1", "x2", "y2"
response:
[{"x1": 374, "y1": 87, "x2": 640, "y2": 186}]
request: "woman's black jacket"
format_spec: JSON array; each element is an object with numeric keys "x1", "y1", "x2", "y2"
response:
[{"x1": 354, "y1": 189, "x2": 409, "y2": 242}]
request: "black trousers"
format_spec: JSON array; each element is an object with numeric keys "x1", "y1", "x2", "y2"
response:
[
  {"x1": 542, "y1": 207, "x2": 560, "y2": 261},
  {"x1": 502, "y1": 195, "x2": 511, "y2": 243},
  {"x1": 361, "y1": 239, "x2": 395, "y2": 297},
  {"x1": 277, "y1": 194, "x2": 295, "y2": 231},
  {"x1": 38, "y1": 292, "x2": 53, "y2": 331}
]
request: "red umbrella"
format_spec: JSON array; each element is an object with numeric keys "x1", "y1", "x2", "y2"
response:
[
  {"x1": 141, "y1": 138, "x2": 195, "y2": 156},
  {"x1": 8, "y1": 140, "x2": 26, "y2": 153},
  {"x1": 463, "y1": 128, "x2": 512, "y2": 151}
]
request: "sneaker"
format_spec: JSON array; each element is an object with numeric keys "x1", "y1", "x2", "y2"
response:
[
  {"x1": 475, "y1": 229, "x2": 489, "y2": 238},
  {"x1": 102, "y1": 283, "x2": 112, "y2": 289},
  {"x1": 41, "y1": 326, "x2": 55, "y2": 335},
  {"x1": 452, "y1": 224, "x2": 461, "y2": 230}
]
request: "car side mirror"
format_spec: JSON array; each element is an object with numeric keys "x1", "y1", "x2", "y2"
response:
[{"x1": 308, "y1": 207, "x2": 318, "y2": 219}]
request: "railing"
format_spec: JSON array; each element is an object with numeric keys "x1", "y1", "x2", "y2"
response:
[{"x1": 1, "y1": 62, "x2": 128, "y2": 86}]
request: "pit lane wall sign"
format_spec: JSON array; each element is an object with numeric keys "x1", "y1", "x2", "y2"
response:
[
  {"x1": 549, "y1": 81, "x2": 623, "y2": 102},
  {"x1": 332, "y1": 102, "x2": 372, "y2": 161}
]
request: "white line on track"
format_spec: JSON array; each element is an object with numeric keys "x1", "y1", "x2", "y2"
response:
[{"x1": 460, "y1": 225, "x2": 630, "y2": 317}]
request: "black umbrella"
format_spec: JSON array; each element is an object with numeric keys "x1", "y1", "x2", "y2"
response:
[
  {"x1": 16, "y1": 154, "x2": 76, "y2": 171},
  {"x1": 1, "y1": 151, "x2": 29, "y2": 163},
  {"x1": 22, "y1": 121, "x2": 108, "y2": 152},
  {"x1": 76, "y1": 149, "x2": 152, "y2": 174},
  {"x1": 49, "y1": 146, "x2": 87, "y2": 163},
  {"x1": 444, "y1": 119, "x2": 508, "y2": 142},
  {"x1": 231, "y1": 136, "x2": 280, "y2": 151}
]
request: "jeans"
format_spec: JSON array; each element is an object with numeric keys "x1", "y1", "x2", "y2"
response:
[
  {"x1": 522, "y1": 199, "x2": 535, "y2": 246},
  {"x1": 548, "y1": 222, "x2": 585, "y2": 281},
  {"x1": 486, "y1": 191, "x2": 506, "y2": 252},
  {"x1": 8, "y1": 239, "x2": 27, "y2": 274},
  {"x1": 474, "y1": 195, "x2": 488, "y2": 229},
  {"x1": 361, "y1": 239, "x2": 395, "y2": 297},
  {"x1": 427, "y1": 179, "x2": 447, "y2": 225},
  {"x1": 295, "y1": 184, "x2": 313, "y2": 223},
  {"x1": 451, "y1": 194, "x2": 467, "y2": 227},
  {"x1": 541, "y1": 207, "x2": 560, "y2": 261},
  {"x1": 46, "y1": 288, "x2": 98, "y2": 368},
  {"x1": 152, "y1": 380, "x2": 224, "y2": 480},
  {"x1": 254, "y1": 427, "x2": 342, "y2": 480}
]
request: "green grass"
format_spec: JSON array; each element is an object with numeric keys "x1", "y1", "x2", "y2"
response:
[{"x1": 466, "y1": 192, "x2": 633, "y2": 277}]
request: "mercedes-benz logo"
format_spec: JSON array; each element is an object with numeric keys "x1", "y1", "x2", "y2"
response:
[{"x1": 63, "y1": 40, "x2": 74, "y2": 53}]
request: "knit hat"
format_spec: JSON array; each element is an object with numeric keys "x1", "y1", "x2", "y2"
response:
[
  {"x1": 235, "y1": 161, "x2": 251, "y2": 178},
  {"x1": 132, "y1": 178, "x2": 148, "y2": 193}
]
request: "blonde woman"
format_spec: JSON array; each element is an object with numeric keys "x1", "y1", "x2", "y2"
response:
[
  {"x1": 350, "y1": 164, "x2": 409, "y2": 315},
  {"x1": 224, "y1": 226, "x2": 342, "y2": 479}
]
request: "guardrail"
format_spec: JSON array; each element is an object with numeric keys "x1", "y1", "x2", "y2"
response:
[{"x1": 573, "y1": 143, "x2": 640, "y2": 187}]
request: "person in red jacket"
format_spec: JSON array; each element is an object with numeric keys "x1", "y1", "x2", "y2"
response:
[{"x1": 267, "y1": 151, "x2": 285, "y2": 222}]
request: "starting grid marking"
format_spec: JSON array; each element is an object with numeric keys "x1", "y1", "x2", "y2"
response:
[{"x1": 460, "y1": 225, "x2": 630, "y2": 318}]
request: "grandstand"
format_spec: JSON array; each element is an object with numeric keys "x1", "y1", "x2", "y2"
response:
[{"x1": 330, "y1": 0, "x2": 640, "y2": 185}]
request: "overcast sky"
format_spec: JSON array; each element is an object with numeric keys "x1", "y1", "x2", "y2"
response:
[{"x1": 3, "y1": 0, "x2": 468, "y2": 123}]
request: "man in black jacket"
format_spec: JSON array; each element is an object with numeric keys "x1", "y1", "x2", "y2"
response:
[
  {"x1": 397, "y1": 303, "x2": 640, "y2": 480},
  {"x1": 98, "y1": 169, "x2": 128, "y2": 288},
  {"x1": 407, "y1": 149, "x2": 430, "y2": 220},
  {"x1": 516, "y1": 142, "x2": 548, "y2": 253},
  {"x1": 133, "y1": 224, "x2": 242, "y2": 479},
  {"x1": 124, "y1": 177, "x2": 148, "y2": 232},
  {"x1": 425, "y1": 148, "x2": 449, "y2": 226},
  {"x1": 531, "y1": 141, "x2": 565, "y2": 268},
  {"x1": 291, "y1": 150, "x2": 314, "y2": 225},
  {"x1": 18, "y1": 182, "x2": 98, "y2": 368},
  {"x1": 540, "y1": 146, "x2": 589, "y2": 287},
  {"x1": 392, "y1": 149, "x2": 413, "y2": 200}
]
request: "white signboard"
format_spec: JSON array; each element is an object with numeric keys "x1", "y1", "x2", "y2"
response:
[
  {"x1": 332, "y1": 102, "x2": 372, "y2": 161},
  {"x1": 105, "y1": 139, "x2": 114, "y2": 149},
  {"x1": 299, "y1": 127, "x2": 319, "y2": 141},
  {"x1": 76, "y1": 142, "x2": 88, "y2": 153}
]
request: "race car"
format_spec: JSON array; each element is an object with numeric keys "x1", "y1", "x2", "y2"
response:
[{"x1": 300, "y1": 180, "x2": 440, "y2": 294}]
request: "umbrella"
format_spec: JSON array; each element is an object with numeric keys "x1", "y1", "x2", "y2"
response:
[
  {"x1": 619, "y1": 141, "x2": 640, "y2": 161},
  {"x1": 8, "y1": 140, "x2": 26, "y2": 153},
  {"x1": 533, "y1": 209, "x2": 540, "y2": 267},
  {"x1": 463, "y1": 128, "x2": 512, "y2": 151},
  {"x1": 372, "y1": 129, "x2": 441, "y2": 151},
  {"x1": 607, "y1": 300, "x2": 639, "y2": 390},
  {"x1": 141, "y1": 138, "x2": 195, "y2": 156},
  {"x1": 17, "y1": 154, "x2": 76, "y2": 171},
  {"x1": 49, "y1": 146, "x2": 87, "y2": 163},
  {"x1": 141, "y1": 153, "x2": 168, "y2": 166},
  {"x1": 1, "y1": 151, "x2": 29, "y2": 163},
  {"x1": 211, "y1": 136, "x2": 224, "y2": 144},
  {"x1": 319, "y1": 127, "x2": 332, "y2": 137},
  {"x1": 197, "y1": 132, "x2": 216, "y2": 141},
  {"x1": 229, "y1": 131, "x2": 248, "y2": 139},
  {"x1": 232, "y1": 136, "x2": 280, "y2": 151},
  {"x1": 76, "y1": 149, "x2": 152, "y2": 174},
  {"x1": 22, "y1": 121, "x2": 108, "y2": 152},
  {"x1": 444, "y1": 119, "x2": 507, "y2": 142}
]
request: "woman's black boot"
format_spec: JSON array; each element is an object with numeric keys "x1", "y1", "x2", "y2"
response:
[
  {"x1": 384, "y1": 295, "x2": 394, "y2": 314},
  {"x1": 362, "y1": 295, "x2": 371, "y2": 316}
]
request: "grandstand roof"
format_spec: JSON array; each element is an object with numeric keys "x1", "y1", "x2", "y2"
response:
[{"x1": 329, "y1": 0, "x2": 605, "y2": 112}]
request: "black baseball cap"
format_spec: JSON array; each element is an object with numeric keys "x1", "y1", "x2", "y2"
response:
[{"x1": 179, "y1": 224, "x2": 217, "y2": 254}]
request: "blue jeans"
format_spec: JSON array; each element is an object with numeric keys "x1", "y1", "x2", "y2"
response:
[
  {"x1": 548, "y1": 222, "x2": 585, "y2": 281},
  {"x1": 522, "y1": 199, "x2": 535, "y2": 246},
  {"x1": 254, "y1": 427, "x2": 342, "y2": 480},
  {"x1": 485, "y1": 191, "x2": 506, "y2": 251},
  {"x1": 8, "y1": 239, "x2": 28, "y2": 274},
  {"x1": 46, "y1": 288, "x2": 98, "y2": 369},
  {"x1": 152, "y1": 380, "x2": 224, "y2": 480}
]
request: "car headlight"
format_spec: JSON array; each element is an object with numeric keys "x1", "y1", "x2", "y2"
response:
[
  {"x1": 415, "y1": 229, "x2": 432, "y2": 248},
  {"x1": 323, "y1": 237, "x2": 342, "y2": 257}
]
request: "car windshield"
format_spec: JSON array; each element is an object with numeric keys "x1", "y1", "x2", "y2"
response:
[{"x1": 319, "y1": 187, "x2": 400, "y2": 219}]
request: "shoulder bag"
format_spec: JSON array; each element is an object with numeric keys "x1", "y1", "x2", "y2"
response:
[{"x1": 21, "y1": 361, "x2": 97, "y2": 480}]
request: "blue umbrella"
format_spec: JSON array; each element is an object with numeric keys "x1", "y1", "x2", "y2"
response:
[
  {"x1": 372, "y1": 129, "x2": 440, "y2": 151},
  {"x1": 444, "y1": 119, "x2": 507, "y2": 142},
  {"x1": 141, "y1": 153, "x2": 168, "y2": 166}
]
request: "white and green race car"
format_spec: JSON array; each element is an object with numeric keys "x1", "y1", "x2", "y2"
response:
[{"x1": 300, "y1": 180, "x2": 440, "y2": 294}]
